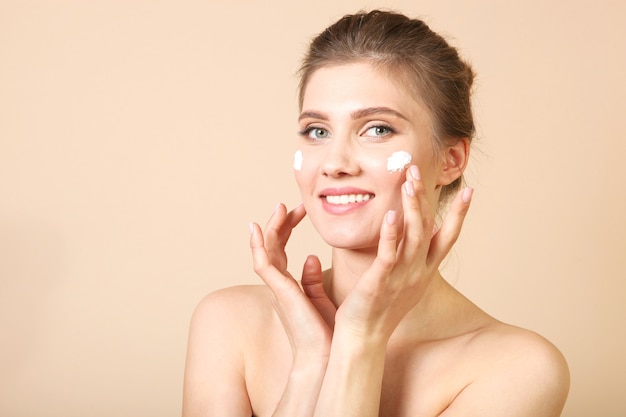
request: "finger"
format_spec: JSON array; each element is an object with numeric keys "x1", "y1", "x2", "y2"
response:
[
  {"x1": 301, "y1": 255, "x2": 336, "y2": 328},
  {"x1": 428, "y1": 187, "x2": 473, "y2": 266},
  {"x1": 263, "y1": 203, "x2": 288, "y2": 248},
  {"x1": 261, "y1": 203, "x2": 305, "y2": 272},
  {"x1": 249, "y1": 222, "x2": 295, "y2": 291},
  {"x1": 399, "y1": 165, "x2": 433, "y2": 260},
  {"x1": 249, "y1": 221, "x2": 275, "y2": 283},
  {"x1": 300, "y1": 255, "x2": 324, "y2": 297},
  {"x1": 281, "y1": 203, "x2": 307, "y2": 243},
  {"x1": 264, "y1": 203, "x2": 306, "y2": 250},
  {"x1": 286, "y1": 202, "x2": 307, "y2": 227},
  {"x1": 363, "y1": 210, "x2": 399, "y2": 285}
]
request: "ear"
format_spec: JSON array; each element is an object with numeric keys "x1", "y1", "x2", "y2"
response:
[{"x1": 437, "y1": 137, "x2": 470, "y2": 186}]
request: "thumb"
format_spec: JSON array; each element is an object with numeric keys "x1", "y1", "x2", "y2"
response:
[{"x1": 301, "y1": 255, "x2": 336, "y2": 328}]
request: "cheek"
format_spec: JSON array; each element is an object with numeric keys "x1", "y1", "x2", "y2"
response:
[
  {"x1": 376, "y1": 151, "x2": 414, "y2": 207},
  {"x1": 293, "y1": 149, "x2": 308, "y2": 189},
  {"x1": 293, "y1": 169, "x2": 305, "y2": 193},
  {"x1": 365, "y1": 153, "x2": 407, "y2": 205},
  {"x1": 360, "y1": 149, "x2": 391, "y2": 173},
  {"x1": 386, "y1": 150, "x2": 412, "y2": 173},
  {"x1": 362, "y1": 149, "x2": 414, "y2": 174},
  {"x1": 293, "y1": 150, "x2": 303, "y2": 171},
  {"x1": 365, "y1": 150, "x2": 411, "y2": 191},
  {"x1": 293, "y1": 156, "x2": 317, "y2": 196},
  {"x1": 386, "y1": 174, "x2": 407, "y2": 210}
]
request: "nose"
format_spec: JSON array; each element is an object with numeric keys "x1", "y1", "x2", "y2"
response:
[{"x1": 320, "y1": 135, "x2": 360, "y2": 178}]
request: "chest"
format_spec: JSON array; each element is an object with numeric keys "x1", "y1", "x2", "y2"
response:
[{"x1": 244, "y1": 332, "x2": 472, "y2": 417}]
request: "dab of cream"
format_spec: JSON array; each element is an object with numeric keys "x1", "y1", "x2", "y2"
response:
[
  {"x1": 293, "y1": 150, "x2": 303, "y2": 171},
  {"x1": 386, "y1": 151, "x2": 412, "y2": 172}
]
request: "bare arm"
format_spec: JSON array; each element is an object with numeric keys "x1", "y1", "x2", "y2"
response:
[{"x1": 182, "y1": 289, "x2": 252, "y2": 417}]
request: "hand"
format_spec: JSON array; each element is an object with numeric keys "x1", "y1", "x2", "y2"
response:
[
  {"x1": 249, "y1": 203, "x2": 336, "y2": 362},
  {"x1": 336, "y1": 165, "x2": 473, "y2": 343}
]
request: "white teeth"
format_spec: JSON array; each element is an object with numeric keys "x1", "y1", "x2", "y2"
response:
[{"x1": 325, "y1": 194, "x2": 372, "y2": 205}]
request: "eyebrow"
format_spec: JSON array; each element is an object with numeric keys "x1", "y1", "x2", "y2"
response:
[{"x1": 298, "y1": 106, "x2": 409, "y2": 122}]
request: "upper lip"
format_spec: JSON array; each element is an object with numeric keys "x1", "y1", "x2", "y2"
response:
[{"x1": 318, "y1": 187, "x2": 375, "y2": 197}]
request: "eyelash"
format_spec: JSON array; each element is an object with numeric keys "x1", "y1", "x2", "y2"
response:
[
  {"x1": 298, "y1": 123, "x2": 397, "y2": 142},
  {"x1": 363, "y1": 124, "x2": 396, "y2": 138},
  {"x1": 298, "y1": 126, "x2": 330, "y2": 141}
]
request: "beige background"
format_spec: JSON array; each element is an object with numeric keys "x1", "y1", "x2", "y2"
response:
[{"x1": 1, "y1": 0, "x2": 624, "y2": 416}]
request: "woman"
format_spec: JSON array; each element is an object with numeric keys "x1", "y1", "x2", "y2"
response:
[{"x1": 183, "y1": 10, "x2": 569, "y2": 417}]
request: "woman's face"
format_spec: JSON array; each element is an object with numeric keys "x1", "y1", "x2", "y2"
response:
[{"x1": 295, "y1": 62, "x2": 442, "y2": 250}]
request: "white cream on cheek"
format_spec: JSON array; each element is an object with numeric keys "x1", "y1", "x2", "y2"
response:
[
  {"x1": 386, "y1": 151, "x2": 412, "y2": 172},
  {"x1": 293, "y1": 150, "x2": 303, "y2": 171}
]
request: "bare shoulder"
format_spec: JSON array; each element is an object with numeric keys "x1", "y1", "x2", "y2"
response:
[
  {"x1": 472, "y1": 321, "x2": 570, "y2": 384},
  {"x1": 188, "y1": 284, "x2": 285, "y2": 361},
  {"x1": 444, "y1": 321, "x2": 570, "y2": 416},
  {"x1": 192, "y1": 284, "x2": 273, "y2": 321},
  {"x1": 183, "y1": 285, "x2": 274, "y2": 417}
]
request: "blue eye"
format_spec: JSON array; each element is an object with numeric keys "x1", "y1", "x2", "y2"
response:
[
  {"x1": 364, "y1": 125, "x2": 394, "y2": 137},
  {"x1": 300, "y1": 127, "x2": 330, "y2": 140}
]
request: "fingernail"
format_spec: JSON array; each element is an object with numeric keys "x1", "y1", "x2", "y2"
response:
[
  {"x1": 386, "y1": 210, "x2": 397, "y2": 225},
  {"x1": 274, "y1": 202, "x2": 281, "y2": 213},
  {"x1": 462, "y1": 187, "x2": 473, "y2": 203},
  {"x1": 404, "y1": 180, "x2": 415, "y2": 197},
  {"x1": 410, "y1": 165, "x2": 420, "y2": 180},
  {"x1": 248, "y1": 222, "x2": 254, "y2": 235}
]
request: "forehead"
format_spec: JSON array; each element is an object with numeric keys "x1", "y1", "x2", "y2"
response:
[{"x1": 301, "y1": 62, "x2": 431, "y2": 123}]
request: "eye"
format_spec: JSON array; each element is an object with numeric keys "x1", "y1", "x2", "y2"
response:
[
  {"x1": 364, "y1": 125, "x2": 395, "y2": 138},
  {"x1": 300, "y1": 127, "x2": 331, "y2": 140}
]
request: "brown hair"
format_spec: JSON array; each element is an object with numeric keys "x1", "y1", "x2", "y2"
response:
[{"x1": 298, "y1": 10, "x2": 475, "y2": 201}]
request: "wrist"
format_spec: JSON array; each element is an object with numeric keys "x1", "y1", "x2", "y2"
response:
[
  {"x1": 292, "y1": 351, "x2": 329, "y2": 373},
  {"x1": 331, "y1": 322, "x2": 389, "y2": 356},
  {"x1": 288, "y1": 355, "x2": 328, "y2": 391}
]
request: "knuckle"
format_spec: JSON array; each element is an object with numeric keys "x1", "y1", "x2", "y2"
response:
[
  {"x1": 253, "y1": 262, "x2": 268, "y2": 275},
  {"x1": 383, "y1": 230, "x2": 397, "y2": 242},
  {"x1": 376, "y1": 252, "x2": 396, "y2": 270},
  {"x1": 414, "y1": 182, "x2": 428, "y2": 199},
  {"x1": 422, "y1": 216, "x2": 434, "y2": 233},
  {"x1": 457, "y1": 204, "x2": 470, "y2": 216}
]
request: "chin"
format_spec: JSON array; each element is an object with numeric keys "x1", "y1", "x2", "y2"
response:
[
  {"x1": 314, "y1": 224, "x2": 380, "y2": 251},
  {"x1": 303, "y1": 200, "x2": 392, "y2": 250}
]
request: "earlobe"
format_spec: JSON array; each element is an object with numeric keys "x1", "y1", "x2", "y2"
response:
[{"x1": 438, "y1": 137, "x2": 470, "y2": 186}]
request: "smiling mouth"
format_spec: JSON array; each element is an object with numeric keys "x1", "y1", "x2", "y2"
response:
[{"x1": 323, "y1": 193, "x2": 375, "y2": 205}]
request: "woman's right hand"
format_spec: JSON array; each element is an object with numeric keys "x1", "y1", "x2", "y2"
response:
[
  {"x1": 249, "y1": 203, "x2": 336, "y2": 363},
  {"x1": 334, "y1": 166, "x2": 473, "y2": 345}
]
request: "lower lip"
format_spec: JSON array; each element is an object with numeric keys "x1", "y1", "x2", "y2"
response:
[{"x1": 320, "y1": 197, "x2": 374, "y2": 214}]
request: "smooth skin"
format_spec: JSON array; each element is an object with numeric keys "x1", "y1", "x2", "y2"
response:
[{"x1": 182, "y1": 63, "x2": 569, "y2": 417}]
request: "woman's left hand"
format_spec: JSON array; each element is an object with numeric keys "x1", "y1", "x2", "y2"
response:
[{"x1": 335, "y1": 165, "x2": 473, "y2": 343}]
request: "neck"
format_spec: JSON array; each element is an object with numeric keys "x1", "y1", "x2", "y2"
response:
[
  {"x1": 324, "y1": 247, "x2": 478, "y2": 343},
  {"x1": 325, "y1": 246, "x2": 377, "y2": 307}
]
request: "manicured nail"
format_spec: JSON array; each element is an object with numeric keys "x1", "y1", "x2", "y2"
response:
[
  {"x1": 462, "y1": 187, "x2": 473, "y2": 203},
  {"x1": 386, "y1": 210, "x2": 397, "y2": 225},
  {"x1": 410, "y1": 165, "x2": 420, "y2": 180},
  {"x1": 274, "y1": 202, "x2": 282, "y2": 213},
  {"x1": 404, "y1": 180, "x2": 415, "y2": 197},
  {"x1": 248, "y1": 222, "x2": 254, "y2": 235}
]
